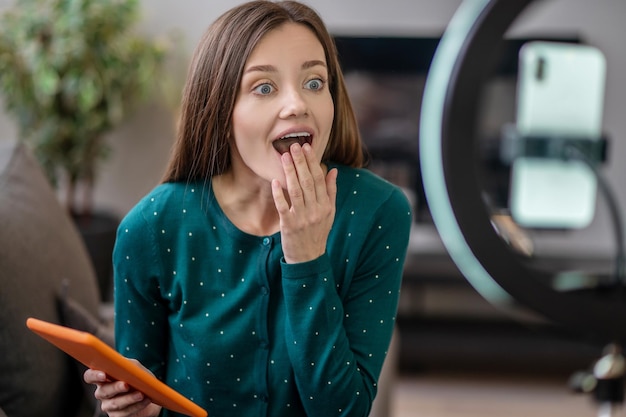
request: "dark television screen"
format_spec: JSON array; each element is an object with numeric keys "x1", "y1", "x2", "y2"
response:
[{"x1": 334, "y1": 37, "x2": 437, "y2": 222}]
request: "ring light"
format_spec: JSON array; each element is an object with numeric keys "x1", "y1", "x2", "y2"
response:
[{"x1": 419, "y1": 0, "x2": 626, "y2": 345}]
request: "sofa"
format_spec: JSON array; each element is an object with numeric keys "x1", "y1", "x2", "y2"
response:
[
  {"x1": 0, "y1": 138, "x2": 398, "y2": 417},
  {"x1": 0, "y1": 139, "x2": 113, "y2": 417}
]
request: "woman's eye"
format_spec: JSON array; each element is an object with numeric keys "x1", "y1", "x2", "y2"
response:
[
  {"x1": 253, "y1": 83, "x2": 274, "y2": 95},
  {"x1": 305, "y1": 78, "x2": 325, "y2": 91}
]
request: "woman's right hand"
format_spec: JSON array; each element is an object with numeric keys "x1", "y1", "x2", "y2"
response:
[{"x1": 84, "y1": 365, "x2": 162, "y2": 417}]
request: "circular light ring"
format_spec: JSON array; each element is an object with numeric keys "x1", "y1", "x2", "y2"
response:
[{"x1": 420, "y1": 0, "x2": 626, "y2": 344}]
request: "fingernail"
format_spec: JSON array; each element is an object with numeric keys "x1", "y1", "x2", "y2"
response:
[
  {"x1": 97, "y1": 372, "x2": 106, "y2": 382},
  {"x1": 133, "y1": 392, "x2": 144, "y2": 402}
]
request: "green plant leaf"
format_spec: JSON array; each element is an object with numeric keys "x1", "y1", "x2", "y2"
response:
[
  {"x1": 77, "y1": 71, "x2": 102, "y2": 112},
  {"x1": 0, "y1": 0, "x2": 169, "y2": 215},
  {"x1": 33, "y1": 64, "x2": 60, "y2": 101}
]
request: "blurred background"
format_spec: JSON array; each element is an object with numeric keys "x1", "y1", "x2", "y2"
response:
[
  {"x1": 1, "y1": 1, "x2": 625, "y2": 416},
  {"x1": 1, "y1": 0, "x2": 624, "y2": 257}
]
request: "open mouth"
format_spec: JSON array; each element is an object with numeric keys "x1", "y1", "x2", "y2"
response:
[{"x1": 272, "y1": 132, "x2": 312, "y2": 155}]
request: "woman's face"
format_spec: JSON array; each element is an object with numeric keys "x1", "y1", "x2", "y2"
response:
[{"x1": 231, "y1": 22, "x2": 334, "y2": 185}]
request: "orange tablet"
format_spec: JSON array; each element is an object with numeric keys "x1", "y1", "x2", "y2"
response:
[{"x1": 26, "y1": 317, "x2": 207, "y2": 417}]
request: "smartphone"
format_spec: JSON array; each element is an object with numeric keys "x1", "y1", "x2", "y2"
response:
[{"x1": 509, "y1": 41, "x2": 606, "y2": 229}]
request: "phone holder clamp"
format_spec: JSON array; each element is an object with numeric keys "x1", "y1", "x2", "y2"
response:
[{"x1": 499, "y1": 124, "x2": 609, "y2": 165}]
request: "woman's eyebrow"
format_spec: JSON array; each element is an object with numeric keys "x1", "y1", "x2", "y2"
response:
[
  {"x1": 302, "y1": 59, "x2": 327, "y2": 70},
  {"x1": 244, "y1": 64, "x2": 277, "y2": 74},
  {"x1": 244, "y1": 60, "x2": 327, "y2": 74}
]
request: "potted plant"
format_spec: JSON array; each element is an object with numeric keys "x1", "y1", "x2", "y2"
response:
[{"x1": 0, "y1": 0, "x2": 166, "y2": 300}]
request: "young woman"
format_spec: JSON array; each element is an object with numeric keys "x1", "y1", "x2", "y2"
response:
[{"x1": 84, "y1": 1, "x2": 412, "y2": 416}]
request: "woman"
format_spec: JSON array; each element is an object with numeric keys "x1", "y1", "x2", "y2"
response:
[{"x1": 84, "y1": 1, "x2": 412, "y2": 416}]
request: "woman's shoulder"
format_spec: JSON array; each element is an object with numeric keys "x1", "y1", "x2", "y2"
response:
[
  {"x1": 330, "y1": 163, "x2": 413, "y2": 214},
  {"x1": 332, "y1": 163, "x2": 409, "y2": 197},
  {"x1": 121, "y1": 181, "x2": 210, "y2": 225}
]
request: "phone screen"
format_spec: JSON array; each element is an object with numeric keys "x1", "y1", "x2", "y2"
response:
[{"x1": 509, "y1": 41, "x2": 606, "y2": 228}]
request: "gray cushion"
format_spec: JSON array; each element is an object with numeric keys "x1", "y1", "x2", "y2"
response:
[
  {"x1": 0, "y1": 140, "x2": 101, "y2": 417},
  {"x1": 57, "y1": 282, "x2": 114, "y2": 417}
]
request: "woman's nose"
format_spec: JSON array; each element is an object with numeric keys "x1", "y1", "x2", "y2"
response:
[{"x1": 279, "y1": 88, "x2": 308, "y2": 118}]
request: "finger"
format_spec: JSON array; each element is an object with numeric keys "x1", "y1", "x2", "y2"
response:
[
  {"x1": 325, "y1": 167, "x2": 338, "y2": 209},
  {"x1": 302, "y1": 143, "x2": 328, "y2": 202},
  {"x1": 271, "y1": 178, "x2": 290, "y2": 216},
  {"x1": 84, "y1": 368, "x2": 108, "y2": 384},
  {"x1": 101, "y1": 391, "x2": 151, "y2": 414},
  {"x1": 281, "y1": 149, "x2": 304, "y2": 208},
  {"x1": 96, "y1": 381, "x2": 131, "y2": 400},
  {"x1": 289, "y1": 143, "x2": 316, "y2": 205}
]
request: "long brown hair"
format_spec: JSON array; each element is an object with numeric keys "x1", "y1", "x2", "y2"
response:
[{"x1": 162, "y1": 0, "x2": 364, "y2": 183}]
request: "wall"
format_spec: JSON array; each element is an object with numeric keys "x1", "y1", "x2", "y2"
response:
[
  {"x1": 100, "y1": 0, "x2": 463, "y2": 219},
  {"x1": 0, "y1": 0, "x2": 625, "y2": 260}
]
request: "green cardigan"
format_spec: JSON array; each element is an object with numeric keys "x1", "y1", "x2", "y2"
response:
[{"x1": 113, "y1": 163, "x2": 412, "y2": 417}]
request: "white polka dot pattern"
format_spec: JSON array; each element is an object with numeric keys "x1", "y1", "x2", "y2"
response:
[{"x1": 113, "y1": 164, "x2": 412, "y2": 416}]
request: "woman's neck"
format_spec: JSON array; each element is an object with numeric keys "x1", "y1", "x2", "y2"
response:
[{"x1": 212, "y1": 171, "x2": 281, "y2": 237}]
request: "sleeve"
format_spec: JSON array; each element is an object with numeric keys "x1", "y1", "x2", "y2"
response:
[
  {"x1": 281, "y1": 187, "x2": 412, "y2": 417},
  {"x1": 113, "y1": 206, "x2": 170, "y2": 381}
]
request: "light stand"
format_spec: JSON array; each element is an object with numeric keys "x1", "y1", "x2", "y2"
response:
[
  {"x1": 570, "y1": 343, "x2": 625, "y2": 417},
  {"x1": 504, "y1": 129, "x2": 626, "y2": 415},
  {"x1": 419, "y1": 0, "x2": 626, "y2": 414},
  {"x1": 562, "y1": 141, "x2": 625, "y2": 416}
]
